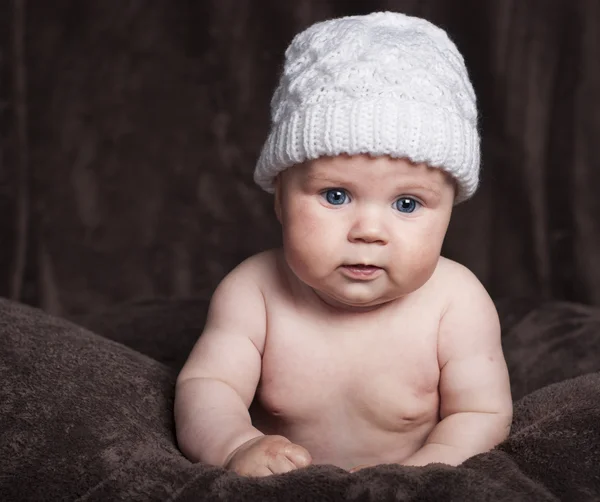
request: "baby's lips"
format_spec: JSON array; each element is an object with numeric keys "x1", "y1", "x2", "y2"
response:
[{"x1": 343, "y1": 263, "x2": 383, "y2": 269}]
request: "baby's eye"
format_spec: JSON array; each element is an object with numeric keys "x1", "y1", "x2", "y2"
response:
[
  {"x1": 394, "y1": 197, "x2": 420, "y2": 213},
  {"x1": 323, "y1": 189, "x2": 349, "y2": 205}
]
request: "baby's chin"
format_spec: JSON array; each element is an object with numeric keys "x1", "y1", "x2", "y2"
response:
[{"x1": 313, "y1": 288, "x2": 401, "y2": 313}]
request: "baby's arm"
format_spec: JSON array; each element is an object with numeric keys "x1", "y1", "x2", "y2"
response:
[
  {"x1": 174, "y1": 263, "x2": 266, "y2": 465},
  {"x1": 175, "y1": 258, "x2": 311, "y2": 475},
  {"x1": 402, "y1": 264, "x2": 513, "y2": 467}
]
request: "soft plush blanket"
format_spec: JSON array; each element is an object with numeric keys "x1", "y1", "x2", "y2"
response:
[{"x1": 1, "y1": 296, "x2": 600, "y2": 501}]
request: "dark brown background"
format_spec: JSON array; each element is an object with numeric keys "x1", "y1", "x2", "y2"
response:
[{"x1": 1, "y1": 0, "x2": 599, "y2": 317}]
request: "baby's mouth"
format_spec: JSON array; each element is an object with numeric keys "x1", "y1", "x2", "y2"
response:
[{"x1": 341, "y1": 264, "x2": 383, "y2": 277}]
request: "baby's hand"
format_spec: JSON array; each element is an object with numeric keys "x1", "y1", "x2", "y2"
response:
[{"x1": 224, "y1": 435, "x2": 312, "y2": 477}]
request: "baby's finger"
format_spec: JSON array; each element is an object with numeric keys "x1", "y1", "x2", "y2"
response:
[
  {"x1": 240, "y1": 464, "x2": 273, "y2": 478},
  {"x1": 283, "y1": 443, "x2": 312, "y2": 468},
  {"x1": 267, "y1": 454, "x2": 299, "y2": 474}
]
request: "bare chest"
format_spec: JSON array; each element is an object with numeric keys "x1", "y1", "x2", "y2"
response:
[{"x1": 255, "y1": 303, "x2": 441, "y2": 432}]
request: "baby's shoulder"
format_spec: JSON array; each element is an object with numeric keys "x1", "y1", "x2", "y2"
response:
[
  {"x1": 426, "y1": 257, "x2": 488, "y2": 304},
  {"x1": 431, "y1": 257, "x2": 495, "y2": 318},
  {"x1": 224, "y1": 248, "x2": 283, "y2": 290},
  {"x1": 433, "y1": 256, "x2": 480, "y2": 283}
]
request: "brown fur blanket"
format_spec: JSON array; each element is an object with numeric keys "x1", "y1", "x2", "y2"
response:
[{"x1": 1, "y1": 297, "x2": 600, "y2": 501}]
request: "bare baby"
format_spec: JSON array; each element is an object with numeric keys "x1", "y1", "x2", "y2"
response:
[{"x1": 175, "y1": 12, "x2": 513, "y2": 476}]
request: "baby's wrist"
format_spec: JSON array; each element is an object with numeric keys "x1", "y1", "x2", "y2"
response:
[{"x1": 222, "y1": 429, "x2": 265, "y2": 466}]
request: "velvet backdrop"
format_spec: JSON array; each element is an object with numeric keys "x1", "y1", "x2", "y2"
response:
[{"x1": 1, "y1": 0, "x2": 599, "y2": 316}]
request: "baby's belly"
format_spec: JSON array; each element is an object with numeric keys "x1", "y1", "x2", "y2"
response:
[
  {"x1": 250, "y1": 375, "x2": 440, "y2": 469},
  {"x1": 251, "y1": 404, "x2": 438, "y2": 469}
]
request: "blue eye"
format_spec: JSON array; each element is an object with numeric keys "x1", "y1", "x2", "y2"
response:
[
  {"x1": 395, "y1": 197, "x2": 420, "y2": 213},
  {"x1": 324, "y1": 189, "x2": 348, "y2": 205}
]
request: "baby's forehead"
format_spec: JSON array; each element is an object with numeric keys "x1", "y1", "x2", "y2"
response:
[{"x1": 296, "y1": 155, "x2": 451, "y2": 186}]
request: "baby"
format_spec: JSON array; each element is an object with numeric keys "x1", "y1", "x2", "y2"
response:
[{"x1": 175, "y1": 11, "x2": 513, "y2": 476}]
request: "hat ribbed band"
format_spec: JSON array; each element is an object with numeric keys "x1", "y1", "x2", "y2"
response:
[{"x1": 255, "y1": 99, "x2": 479, "y2": 203}]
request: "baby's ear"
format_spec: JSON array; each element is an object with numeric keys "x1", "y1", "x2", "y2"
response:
[{"x1": 274, "y1": 175, "x2": 282, "y2": 223}]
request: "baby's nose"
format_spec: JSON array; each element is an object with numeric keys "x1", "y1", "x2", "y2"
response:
[{"x1": 347, "y1": 207, "x2": 388, "y2": 245}]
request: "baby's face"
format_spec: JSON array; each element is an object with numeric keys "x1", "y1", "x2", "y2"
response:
[{"x1": 275, "y1": 154, "x2": 455, "y2": 311}]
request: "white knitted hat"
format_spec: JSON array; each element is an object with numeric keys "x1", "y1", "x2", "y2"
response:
[{"x1": 254, "y1": 11, "x2": 480, "y2": 203}]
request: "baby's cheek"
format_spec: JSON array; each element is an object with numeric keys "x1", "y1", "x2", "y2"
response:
[
  {"x1": 286, "y1": 230, "x2": 331, "y2": 274},
  {"x1": 398, "y1": 239, "x2": 442, "y2": 284},
  {"x1": 284, "y1": 223, "x2": 341, "y2": 284},
  {"x1": 285, "y1": 206, "x2": 337, "y2": 250}
]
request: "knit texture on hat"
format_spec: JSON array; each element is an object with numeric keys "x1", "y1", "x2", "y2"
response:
[{"x1": 254, "y1": 11, "x2": 480, "y2": 203}]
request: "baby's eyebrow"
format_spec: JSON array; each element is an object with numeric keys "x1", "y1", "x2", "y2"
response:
[
  {"x1": 304, "y1": 170, "x2": 445, "y2": 197},
  {"x1": 397, "y1": 182, "x2": 443, "y2": 196},
  {"x1": 305, "y1": 172, "x2": 347, "y2": 184}
]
